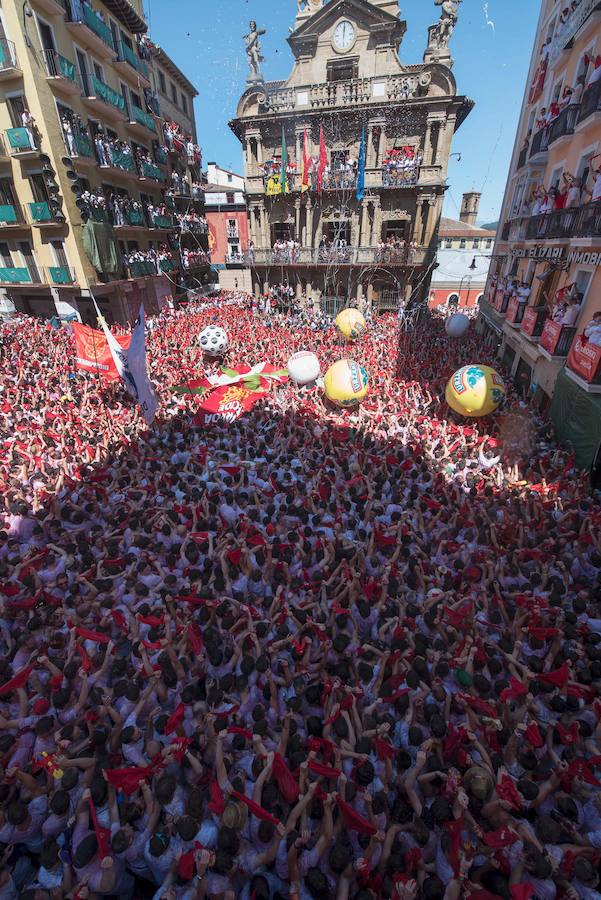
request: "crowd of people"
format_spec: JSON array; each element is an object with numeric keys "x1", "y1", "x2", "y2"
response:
[
  {"x1": 0, "y1": 293, "x2": 600, "y2": 900},
  {"x1": 273, "y1": 240, "x2": 302, "y2": 264},
  {"x1": 382, "y1": 148, "x2": 422, "y2": 188},
  {"x1": 178, "y1": 212, "x2": 208, "y2": 235},
  {"x1": 181, "y1": 248, "x2": 211, "y2": 270}
]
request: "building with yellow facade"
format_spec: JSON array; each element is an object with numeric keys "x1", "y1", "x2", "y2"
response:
[
  {"x1": 480, "y1": 0, "x2": 601, "y2": 467},
  {"x1": 0, "y1": 0, "x2": 209, "y2": 324}
]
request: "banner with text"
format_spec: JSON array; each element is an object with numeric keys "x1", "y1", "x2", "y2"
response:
[{"x1": 73, "y1": 324, "x2": 131, "y2": 382}]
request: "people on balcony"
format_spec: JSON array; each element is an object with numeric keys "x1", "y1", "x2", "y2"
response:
[
  {"x1": 272, "y1": 238, "x2": 300, "y2": 263},
  {"x1": 375, "y1": 236, "x2": 419, "y2": 262},
  {"x1": 584, "y1": 311, "x2": 601, "y2": 346},
  {"x1": 587, "y1": 55, "x2": 601, "y2": 86},
  {"x1": 178, "y1": 211, "x2": 208, "y2": 233},
  {"x1": 94, "y1": 132, "x2": 135, "y2": 171},
  {"x1": 585, "y1": 154, "x2": 601, "y2": 203},
  {"x1": 551, "y1": 285, "x2": 581, "y2": 326},
  {"x1": 382, "y1": 146, "x2": 422, "y2": 186},
  {"x1": 163, "y1": 120, "x2": 201, "y2": 163},
  {"x1": 108, "y1": 194, "x2": 143, "y2": 227},
  {"x1": 124, "y1": 244, "x2": 175, "y2": 274},
  {"x1": 181, "y1": 248, "x2": 210, "y2": 269}
]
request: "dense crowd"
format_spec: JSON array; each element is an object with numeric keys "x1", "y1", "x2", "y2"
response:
[{"x1": 0, "y1": 295, "x2": 600, "y2": 900}]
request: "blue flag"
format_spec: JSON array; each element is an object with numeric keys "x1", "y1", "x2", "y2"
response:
[{"x1": 356, "y1": 127, "x2": 365, "y2": 202}]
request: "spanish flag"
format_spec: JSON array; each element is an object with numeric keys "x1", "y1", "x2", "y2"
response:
[{"x1": 301, "y1": 129, "x2": 310, "y2": 193}]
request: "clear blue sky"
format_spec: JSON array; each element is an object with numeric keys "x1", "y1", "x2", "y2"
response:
[{"x1": 146, "y1": 0, "x2": 540, "y2": 224}]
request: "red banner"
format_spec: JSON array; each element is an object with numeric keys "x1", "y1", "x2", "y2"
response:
[
  {"x1": 193, "y1": 385, "x2": 262, "y2": 427},
  {"x1": 521, "y1": 307, "x2": 539, "y2": 336},
  {"x1": 73, "y1": 324, "x2": 130, "y2": 382},
  {"x1": 567, "y1": 337, "x2": 601, "y2": 383},
  {"x1": 539, "y1": 319, "x2": 562, "y2": 354},
  {"x1": 492, "y1": 289, "x2": 505, "y2": 312},
  {"x1": 506, "y1": 297, "x2": 520, "y2": 323}
]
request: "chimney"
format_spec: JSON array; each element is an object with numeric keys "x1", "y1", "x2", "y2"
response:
[{"x1": 460, "y1": 192, "x2": 481, "y2": 226}]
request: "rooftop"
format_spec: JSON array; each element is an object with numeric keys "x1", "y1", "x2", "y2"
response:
[
  {"x1": 439, "y1": 217, "x2": 497, "y2": 238},
  {"x1": 153, "y1": 46, "x2": 198, "y2": 97}
]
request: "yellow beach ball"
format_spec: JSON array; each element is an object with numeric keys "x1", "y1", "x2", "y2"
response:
[
  {"x1": 335, "y1": 308, "x2": 367, "y2": 340},
  {"x1": 445, "y1": 365, "x2": 506, "y2": 417},
  {"x1": 324, "y1": 359, "x2": 369, "y2": 407}
]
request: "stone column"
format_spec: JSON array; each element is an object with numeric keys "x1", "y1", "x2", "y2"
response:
[
  {"x1": 259, "y1": 202, "x2": 269, "y2": 248},
  {"x1": 307, "y1": 201, "x2": 315, "y2": 249},
  {"x1": 294, "y1": 198, "x2": 301, "y2": 240},
  {"x1": 413, "y1": 199, "x2": 425, "y2": 245},
  {"x1": 371, "y1": 198, "x2": 382, "y2": 245},
  {"x1": 359, "y1": 200, "x2": 370, "y2": 246},
  {"x1": 350, "y1": 207, "x2": 360, "y2": 248},
  {"x1": 366, "y1": 124, "x2": 375, "y2": 169},
  {"x1": 247, "y1": 206, "x2": 256, "y2": 245},
  {"x1": 376, "y1": 127, "x2": 385, "y2": 168},
  {"x1": 422, "y1": 196, "x2": 441, "y2": 247},
  {"x1": 256, "y1": 134, "x2": 264, "y2": 167},
  {"x1": 356, "y1": 282, "x2": 364, "y2": 305}
]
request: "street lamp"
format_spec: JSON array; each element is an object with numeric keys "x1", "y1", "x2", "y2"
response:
[{"x1": 459, "y1": 273, "x2": 472, "y2": 307}]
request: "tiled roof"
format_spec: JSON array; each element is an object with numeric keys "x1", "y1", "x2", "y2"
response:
[{"x1": 439, "y1": 217, "x2": 497, "y2": 237}]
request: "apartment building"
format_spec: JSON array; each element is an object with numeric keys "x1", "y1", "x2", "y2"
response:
[
  {"x1": 0, "y1": 0, "x2": 209, "y2": 324},
  {"x1": 203, "y1": 162, "x2": 251, "y2": 292},
  {"x1": 479, "y1": 0, "x2": 601, "y2": 467}
]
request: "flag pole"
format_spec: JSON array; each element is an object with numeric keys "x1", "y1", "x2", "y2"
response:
[{"x1": 88, "y1": 307, "x2": 113, "y2": 435}]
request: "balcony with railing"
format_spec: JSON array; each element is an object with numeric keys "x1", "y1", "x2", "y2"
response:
[
  {"x1": 5, "y1": 127, "x2": 37, "y2": 157},
  {"x1": 139, "y1": 161, "x2": 166, "y2": 183},
  {"x1": 549, "y1": 0, "x2": 601, "y2": 65},
  {"x1": 149, "y1": 213, "x2": 177, "y2": 229},
  {"x1": 0, "y1": 203, "x2": 27, "y2": 228},
  {"x1": 226, "y1": 223, "x2": 239, "y2": 239},
  {"x1": 260, "y1": 72, "x2": 438, "y2": 114},
  {"x1": 567, "y1": 336, "x2": 601, "y2": 390},
  {"x1": 27, "y1": 201, "x2": 64, "y2": 226},
  {"x1": 548, "y1": 104, "x2": 580, "y2": 146},
  {"x1": 101, "y1": 144, "x2": 136, "y2": 175},
  {"x1": 128, "y1": 104, "x2": 156, "y2": 136},
  {"x1": 524, "y1": 202, "x2": 601, "y2": 241},
  {"x1": 42, "y1": 49, "x2": 78, "y2": 94},
  {"x1": 517, "y1": 145, "x2": 529, "y2": 170},
  {"x1": 66, "y1": 3, "x2": 116, "y2": 59},
  {"x1": 79, "y1": 73, "x2": 126, "y2": 119},
  {"x1": 539, "y1": 320, "x2": 576, "y2": 358},
  {"x1": 578, "y1": 78, "x2": 601, "y2": 127},
  {"x1": 64, "y1": 126, "x2": 95, "y2": 162},
  {"x1": 153, "y1": 145, "x2": 168, "y2": 165},
  {"x1": 491, "y1": 288, "x2": 510, "y2": 316},
  {"x1": 48, "y1": 265, "x2": 76, "y2": 285},
  {"x1": 520, "y1": 306, "x2": 547, "y2": 340},
  {"x1": 0, "y1": 39, "x2": 20, "y2": 80},
  {"x1": 250, "y1": 246, "x2": 433, "y2": 267},
  {"x1": 529, "y1": 127, "x2": 549, "y2": 161},
  {"x1": 506, "y1": 297, "x2": 526, "y2": 326},
  {"x1": 0, "y1": 266, "x2": 35, "y2": 285},
  {"x1": 115, "y1": 41, "x2": 149, "y2": 82},
  {"x1": 182, "y1": 251, "x2": 211, "y2": 270}
]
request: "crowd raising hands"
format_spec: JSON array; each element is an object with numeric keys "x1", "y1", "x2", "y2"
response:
[{"x1": 0, "y1": 295, "x2": 600, "y2": 900}]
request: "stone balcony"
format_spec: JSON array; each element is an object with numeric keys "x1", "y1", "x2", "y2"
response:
[
  {"x1": 259, "y1": 73, "x2": 431, "y2": 114},
  {"x1": 248, "y1": 246, "x2": 433, "y2": 267}
]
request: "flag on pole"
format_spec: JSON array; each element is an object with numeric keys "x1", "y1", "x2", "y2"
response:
[
  {"x1": 356, "y1": 127, "x2": 365, "y2": 202},
  {"x1": 318, "y1": 125, "x2": 327, "y2": 195},
  {"x1": 280, "y1": 127, "x2": 290, "y2": 194},
  {"x1": 301, "y1": 129, "x2": 310, "y2": 193},
  {"x1": 93, "y1": 299, "x2": 159, "y2": 426}
]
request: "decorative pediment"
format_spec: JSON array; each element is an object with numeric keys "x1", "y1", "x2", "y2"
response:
[{"x1": 288, "y1": 0, "x2": 406, "y2": 58}]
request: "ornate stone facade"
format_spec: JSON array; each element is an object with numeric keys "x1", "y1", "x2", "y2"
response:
[{"x1": 230, "y1": 0, "x2": 473, "y2": 311}]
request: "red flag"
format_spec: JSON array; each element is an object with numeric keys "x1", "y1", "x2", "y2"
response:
[
  {"x1": 273, "y1": 752, "x2": 300, "y2": 804},
  {"x1": 231, "y1": 790, "x2": 280, "y2": 825},
  {"x1": 0, "y1": 665, "x2": 33, "y2": 695},
  {"x1": 209, "y1": 777, "x2": 225, "y2": 816},
  {"x1": 336, "y1": 797, "x2": 376, "y2": 836},
  {"x1": 88, "y1": 795, "x2": 110, "y2": 860},
  {"x1": 73, "y1": 323, "x2": 130, "y2": 382},
  {"x1": 318, "y1": 125, "x2": 327, "y2": 194}
]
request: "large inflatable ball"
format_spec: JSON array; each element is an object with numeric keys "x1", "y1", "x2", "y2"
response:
[
  {"x1": 446, "y1": 364, "x2": 506, "y2": 417},
  {"x1": 287, "y1": 351, "x2": 321, "y2": 386},
  {"x1": 324, "y1": 359, "x2": 368, "y2": 407},
  {"x1": 335, "y1": 308, "x2": 367, "y2": 341},
  {"x1": 199, "y1": 325, "x2": 228, "y2": 356},
  {"x1": 445, "y1": 313, "x2": 470, "y2": 338}
]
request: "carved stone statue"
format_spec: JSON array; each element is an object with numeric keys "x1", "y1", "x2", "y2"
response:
[
  {"x1": 297, "y1": 0, "x2": 324, "y2": 12},
  {"x1": 244, "y1": 20, "x2": 266, "y2": 84},
  {"x1": 428, "y1": 0, "x2": 462, "y2": 51}
]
